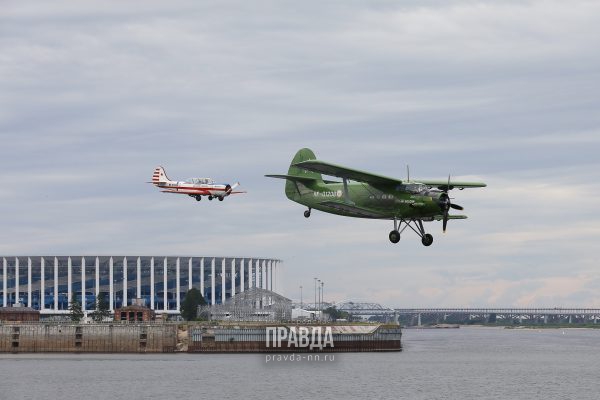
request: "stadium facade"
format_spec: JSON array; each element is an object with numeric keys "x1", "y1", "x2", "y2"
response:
[{"x1": 0, "y1": 256, "x2": 281, "y2": 315}]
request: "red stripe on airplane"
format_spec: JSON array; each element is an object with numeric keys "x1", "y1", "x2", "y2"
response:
[{"x1": 161, "y1": 188, "x2": 225, "y2": 194}]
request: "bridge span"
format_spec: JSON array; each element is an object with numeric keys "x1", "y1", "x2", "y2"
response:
[
  {"x1": 395, "y1": 308, "x2": 600, "y2": 326},
  {"x1": 333, "y1": 302, "x2": 600, "y2": 325}
]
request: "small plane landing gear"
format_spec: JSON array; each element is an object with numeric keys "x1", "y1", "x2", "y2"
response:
[
  {"x1": 389, "y1": 230, "x2": 400, "y2": 244},
  {"x1": 218, "y1": 196, "x2": 224, "y2": 201},
  {"x1": 208, "y1": 196, "x2": 213, "y2": 201},
  {"x1": 421, "y1": 233, "x2": 433, "y2": 247},
  {"x1": 304, "y1": 208, "x2": 311, "y2": 218}
]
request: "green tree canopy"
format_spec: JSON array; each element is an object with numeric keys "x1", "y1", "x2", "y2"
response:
[
  {"x1": 324, "y1": 306, "x2": 349, "y2": 322},
  {"x1": 69, "y1": 295, "x2": 84, "y2": 322},
  {"x1": 180, "y1": 288, "x2": 206, "y2": 321},
  {"x1": 91, "y1": 293, "x2": 111, "y2": 322}
]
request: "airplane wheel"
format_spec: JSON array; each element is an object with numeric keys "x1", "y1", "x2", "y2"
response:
[
  {"x1": 389, "y1": 230, "x2": 400, "y2": 244},
  {"x1": 421, "y1": 233, "x2": 433, "y2": 247},
  {"x1": 218, "y1": 196, "x2": 224, "y2": 201},
  {"x1": 195, "y1": 196, "x2": 201, "y2": 201},
  {"x1": 304, "y1": 210, "x2": 311, "y2": 218},
  {"x1": 208, "y1": 196, "x2": 213, "y2": 201}
]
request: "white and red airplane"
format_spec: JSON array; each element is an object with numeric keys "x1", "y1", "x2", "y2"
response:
[{"x1": 150, "y1": 166, "x2": 245, "y2": 202}]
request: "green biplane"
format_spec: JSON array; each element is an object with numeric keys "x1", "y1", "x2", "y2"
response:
[{"x1": 266, "y1": 148, "x2": 486, "y2": 246}]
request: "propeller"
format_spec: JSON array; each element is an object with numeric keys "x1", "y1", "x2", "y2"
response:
[{"x1": 439, "y1": 175, "x2": 464, "y2": 233}]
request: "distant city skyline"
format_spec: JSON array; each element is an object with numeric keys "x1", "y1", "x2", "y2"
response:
[{"x1": 1, "y1": 1, "x2": 599, "y2": 307}]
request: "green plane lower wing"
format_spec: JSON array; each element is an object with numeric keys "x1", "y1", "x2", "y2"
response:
[
  {"x1": 432, "y1": 215, "x2": 468, "y2": 220},
  {"x1": 318, "y1": 201, "x2": 389, "y2": 219},
  {"x1": 320, "y1": 201, "x2": 469, "y2": 221}
]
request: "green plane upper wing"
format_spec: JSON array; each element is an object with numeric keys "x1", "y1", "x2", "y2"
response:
[
  {"x1": 293, "y1": 160, "x2": 402, "y2": 186},
  {"x1": 417, "y1": 180, "x2": 487, "y2": 190},
  {"x1": 291, "y1": 159, "x2": 486, "y2": 189}
]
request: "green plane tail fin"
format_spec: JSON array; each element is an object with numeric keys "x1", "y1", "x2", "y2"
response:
[
  {"x1": 287, "y1": 148, "x2": 323, "y2": 182},
  {"x1": 283, "y1": 148, "x2": 323, "y2": 200},
  {"x1": 265, "y1": 148, "x2": 325, "y2": 200}
]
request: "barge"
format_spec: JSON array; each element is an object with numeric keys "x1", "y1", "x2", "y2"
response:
[{"x1": 188, "y1": 324, "x2": 402, "y2": 353}]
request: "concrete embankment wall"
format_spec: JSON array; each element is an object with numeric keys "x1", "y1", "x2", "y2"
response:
[{"x1": 0, "y1": 324, "x2": 177, "y2": 353}]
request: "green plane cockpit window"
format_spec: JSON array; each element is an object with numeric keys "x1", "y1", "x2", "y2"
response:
[{"x1": 401, "y1": 183, "x2": 427, "y2": 194}]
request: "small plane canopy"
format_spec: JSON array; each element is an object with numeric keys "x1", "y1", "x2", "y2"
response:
[{"x1": 185, "y1": 177, "x2": 214, "y2": 184}]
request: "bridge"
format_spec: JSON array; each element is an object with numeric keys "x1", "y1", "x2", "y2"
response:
[
  {"x1": 394, "y1": 308, "x2": 600, "y2": 325},
  {"x1": 332, "y1": 302, "x2": 600, "y2": 325}
]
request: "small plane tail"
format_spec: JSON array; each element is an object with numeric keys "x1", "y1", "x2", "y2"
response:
[
  {"x1": 151, "y1": 166, "x2": 171, "y2": 185},
  {"x1": 225, "y1": 182, "x2": 241, "y2": 195}
]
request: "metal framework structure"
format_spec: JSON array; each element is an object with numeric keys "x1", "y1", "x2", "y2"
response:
[
  {"x1": 201, "y1": 287, "x2": 292, "y2": 322},
  {"x1": 335, "y1": 303, "x2": 600, "y2": 324},
  {"x1": 335, "y1": 301, "x2": 395, "y2": 316},
  {"x1": 395, "y1": 308, "x2": 600, "y2": 316},
  {"x1": 396, "y1": 308, "x2": 600, "y2": 324}
]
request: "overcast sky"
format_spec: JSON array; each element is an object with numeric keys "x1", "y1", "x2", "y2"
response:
[{"x1": 2, "y1": 0, "x2": 599, "y2": 308}]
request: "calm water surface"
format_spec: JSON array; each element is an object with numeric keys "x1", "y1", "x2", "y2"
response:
[{"x1": 1, "y1": 327, "x2": 599, "y2": 399}]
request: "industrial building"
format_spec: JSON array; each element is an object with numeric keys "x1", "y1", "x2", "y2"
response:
[
  {"x1": 0, "y1": 256, "x2": 282, "y2": 315},
  {"x1": 201, "y1": 287, "x2": 292, "y2": 321}
]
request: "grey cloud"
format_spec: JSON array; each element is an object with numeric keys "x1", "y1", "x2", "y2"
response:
[{"x1": 1, "y1": 0, "x2": 599, "y2": 307}]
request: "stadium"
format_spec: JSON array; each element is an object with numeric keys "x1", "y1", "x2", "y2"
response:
[{"x1": 0, "y1": 256, "x2": 282, "y2": 315}]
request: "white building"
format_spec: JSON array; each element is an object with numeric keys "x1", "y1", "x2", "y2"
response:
[{"x1": 0, "y1": 256, "x2": 282, "y2": 315}]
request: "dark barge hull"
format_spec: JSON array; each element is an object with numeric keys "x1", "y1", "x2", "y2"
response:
[{"x1": 188, "y1": 324, "x2": 402, "y2": 353}]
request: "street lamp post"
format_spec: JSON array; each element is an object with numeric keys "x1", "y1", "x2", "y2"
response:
[
  {"x1": 314, "y1": 277, "x2": 317, "y2": 318},
  {"x1": 321, "y1": 281, "x2": 324, "y2": 311},
  {"x1": 317, "y1": 279, "x2": 321, "y2": 320}
]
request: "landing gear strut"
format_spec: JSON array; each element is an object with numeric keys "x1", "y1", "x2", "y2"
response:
[
  {"x1": 389, "y1": 218, "x2": 434, "y2": 246},
  {"x1": 389, "y1": 218, "x2": 401, "y2": 244},
  {"x1": 304, "y1": 208, "x2": 311, "y2": 218}
]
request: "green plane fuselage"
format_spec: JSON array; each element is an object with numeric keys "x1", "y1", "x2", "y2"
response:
[{"x1": 285, "y1": 179, "x2": 443, "y2": 220}]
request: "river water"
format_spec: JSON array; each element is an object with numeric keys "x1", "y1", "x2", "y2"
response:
[{"x1": 1, "y1": 327, "x2": 599, "y2": 399}]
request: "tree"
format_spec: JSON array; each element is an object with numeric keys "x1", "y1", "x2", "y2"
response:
[
  {"x1": 91, "y1": 293, "x2": 111, "y2": 322},
  {"x1": 180, "y1": 288, "x2": 207, "y2": 321},
  {"x1": 324, "y1": 306, "x2": 349, "y2": 322},
  {"x1": 69, "y1": 295, "x2": 84, "y2": 322}
]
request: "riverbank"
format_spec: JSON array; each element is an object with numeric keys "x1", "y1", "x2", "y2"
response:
[{"x1": 1, "y1": 322, "x2": 401, "y2": 353}]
